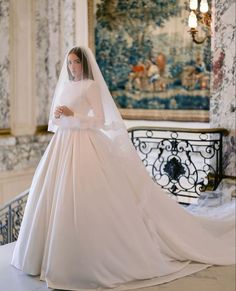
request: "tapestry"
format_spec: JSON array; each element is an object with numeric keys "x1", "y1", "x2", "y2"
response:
[{"x1": 91, "y1": 0, "x2": 211, "y2": 121}]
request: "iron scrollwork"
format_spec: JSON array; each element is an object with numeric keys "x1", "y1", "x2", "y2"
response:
[
  {"x1": 128, "y1": 126, "x2": 227, "y2": 205},
  {"x1": 0, "y1": 191, "x2": 28, "y2": 246}
]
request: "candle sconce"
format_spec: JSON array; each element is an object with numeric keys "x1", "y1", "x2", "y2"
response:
[{"x1": 188, "y1": 0, "x2": 211, "y2": 44}]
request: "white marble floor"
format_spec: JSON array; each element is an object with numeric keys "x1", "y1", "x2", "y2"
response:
[{"x1": 0, "y1": 242, "x2": 235, "y2": 291}]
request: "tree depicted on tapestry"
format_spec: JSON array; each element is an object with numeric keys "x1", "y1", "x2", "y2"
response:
[{"x1": 95, "y1": 0, "x2": 210, "y2": 113}]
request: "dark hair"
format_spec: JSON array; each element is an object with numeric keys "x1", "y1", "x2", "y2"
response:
[{"x1": 67, "y1": 47, "x2": 93, "y2": 80}]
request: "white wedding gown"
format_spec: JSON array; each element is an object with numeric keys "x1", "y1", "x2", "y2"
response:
[{"x1": 11, "y1": 80, "x2": 235, "y2": 290}]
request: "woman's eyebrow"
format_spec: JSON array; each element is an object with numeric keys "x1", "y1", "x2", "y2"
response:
[{"x1": 68, "y1": 58, "x2": 80, "y2": 62}]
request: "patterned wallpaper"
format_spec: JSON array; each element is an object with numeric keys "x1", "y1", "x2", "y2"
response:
[
  {"x1": 0, "y1": 0, "x2": 10, "y2": 129},
  {"x1": 210, "y1": 0, "x2": 236, "y2": 176}
]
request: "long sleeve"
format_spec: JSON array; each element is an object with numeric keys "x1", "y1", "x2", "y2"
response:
[
  {"x1": 72, "y1": 81, "x2": 105, "y2": 129},
  {"x1": 51, "y1": 80, "x2": 105, "y2": 130}
]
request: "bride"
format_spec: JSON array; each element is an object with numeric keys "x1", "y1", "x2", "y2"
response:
[{"x1": 11, "y1": 46, "x2": 235, "y2": 291}]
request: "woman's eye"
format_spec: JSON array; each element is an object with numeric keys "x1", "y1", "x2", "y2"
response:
[{"x1": 76, "y1": 60, "x2": 81, "y2": 63}]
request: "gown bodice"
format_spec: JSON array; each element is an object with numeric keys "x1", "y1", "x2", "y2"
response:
[
  {"x1": 58, "y1": 80, "x2": 92, "y2": 116},
  {"x1": 52, "y1": 80, "x2": 105, "y2": 130}
]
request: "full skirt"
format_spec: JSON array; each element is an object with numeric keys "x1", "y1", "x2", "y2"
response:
[{"x1": 11, "y1": 128, "x2": 235, "y2": 290}]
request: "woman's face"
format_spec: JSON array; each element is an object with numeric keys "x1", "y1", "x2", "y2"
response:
[{"x1": 68, "y1": 53, "x2": 82, "y2": 81}]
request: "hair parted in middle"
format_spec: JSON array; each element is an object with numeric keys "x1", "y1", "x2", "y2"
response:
[{"x1": 67, "y1": 47, "x2": 94, "y2": 81}]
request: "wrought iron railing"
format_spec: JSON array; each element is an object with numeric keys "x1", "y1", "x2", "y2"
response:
[
  {"x1": 0, "y1": 126, "x2": 228, "y2": 245},
  {"x1": 128, "y1": 126, "x2": 228, "y2": 205},
  {"x1": 0, "y1": 190, "x2": 29, "y2": 245}
]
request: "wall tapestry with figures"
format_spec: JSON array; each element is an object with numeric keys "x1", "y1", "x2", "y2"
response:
[{"x1": 88, "y1": 0, "x2": 211, "y2": 121}]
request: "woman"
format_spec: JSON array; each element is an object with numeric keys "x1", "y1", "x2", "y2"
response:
[{"x1": 11, "y1": 46, "x2": 235, "y2": 291}]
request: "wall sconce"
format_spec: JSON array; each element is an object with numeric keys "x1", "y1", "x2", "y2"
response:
[{"x1": 188, "y1": 0, "x2": 211, "y2": 44}]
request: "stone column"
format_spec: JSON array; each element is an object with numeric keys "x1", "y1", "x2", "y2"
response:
[
  {"x1": 9, "y1": 0, "x2": 36, "y2": 136},
  {"x1": 210, "y1": 0, "x2": 236, "y2": 177}
]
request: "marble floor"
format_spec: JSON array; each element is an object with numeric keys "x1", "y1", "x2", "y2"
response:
[{"x1": 0, "y1": 242, "x2": 235, "y2": 291}]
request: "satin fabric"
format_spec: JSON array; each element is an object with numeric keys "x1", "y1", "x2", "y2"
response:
[{"x1": 11, "y1": 80, "x2": 235, "y2": 290}]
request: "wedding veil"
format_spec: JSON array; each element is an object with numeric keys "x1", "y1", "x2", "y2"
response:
[{"x1": 48, "y1": 46, "x2": 126, "y2": 134}]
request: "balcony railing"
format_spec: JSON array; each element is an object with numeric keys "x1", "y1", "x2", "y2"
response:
[
  {"x1": 128, "y1": 126, "x2": 228, "y2": 205},
  {"x1": 0, "y1": 190, "x2": 29, "y2": 245},
  {"x1": 0, "y1": 127, "x2": 228, "y2": 245}
]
